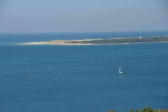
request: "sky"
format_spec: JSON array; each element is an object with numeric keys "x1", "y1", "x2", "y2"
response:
[{"x1": 0, "y1": 0, "x2": 168, "y2": 33}]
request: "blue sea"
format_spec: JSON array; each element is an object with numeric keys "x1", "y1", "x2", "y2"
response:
[{"x1": 0, "y1": 31, "x2": 168, "y2": 112}]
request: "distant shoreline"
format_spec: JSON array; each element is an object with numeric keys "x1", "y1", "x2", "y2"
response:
[{"x1": 19, "y1": 36, "x2": 168, "y2": 45}]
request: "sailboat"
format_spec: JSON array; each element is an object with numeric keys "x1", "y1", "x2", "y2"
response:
[
  {"x1": 139, "y1": 36, "x2": 142, "y2": 40},
  {"x1": 118, "y1": 67, "x2": 123, "y2": 74}
]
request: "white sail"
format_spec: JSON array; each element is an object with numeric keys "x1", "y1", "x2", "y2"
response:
[{"x1": 119, "y1": 67, "x2": 123, "y2": 74}]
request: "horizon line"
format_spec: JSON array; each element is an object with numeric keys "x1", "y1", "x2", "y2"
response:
[{"x1": 0, "y1": 30, "x2": 168, "y2": 35}]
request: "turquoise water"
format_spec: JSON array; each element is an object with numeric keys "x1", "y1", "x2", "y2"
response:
[{"x1": 0, "y1": 32, "x2": 168, "y2": 112}]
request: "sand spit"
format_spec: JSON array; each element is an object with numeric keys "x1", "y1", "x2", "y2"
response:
[
  {"x1": 18, "y1": 36, "x2": 168, "y2": 46},
  {"x1": 19, "y1": 39, "x2": 102, "y2": 45}
]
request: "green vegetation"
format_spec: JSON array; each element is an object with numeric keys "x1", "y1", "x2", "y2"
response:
[
  {"x1": 108, "y1": 107, "x2": 168, "y2": 112},
  {"x1": 108, "y1": 110, "x2": 117, "y2": 112}
]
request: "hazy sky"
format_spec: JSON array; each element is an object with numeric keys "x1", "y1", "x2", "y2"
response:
[{"x1": 0, "y1": 0, "x2": 168, "y2": 33}]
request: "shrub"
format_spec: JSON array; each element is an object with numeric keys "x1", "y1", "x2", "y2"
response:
[
  {"x1": 159, "y1": 110, "x2": 168, "y2": 112},
  {"x1": 141, "y1": 107, "x2": 157, "y2": 112},
  {"x1": 108, "y1": 110, "x2": 117, "y2": 112},
  {"x1": 107, "y1": 107, "x2": 168, "y2": 112}
]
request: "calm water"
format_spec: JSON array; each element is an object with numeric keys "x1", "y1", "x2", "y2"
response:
[{"x1": 0, "y1": 32, "x2": 168, "y2": 112}]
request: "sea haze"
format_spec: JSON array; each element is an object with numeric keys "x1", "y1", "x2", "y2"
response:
[{"x1": 0, "y1": 32, "x2": 168, "y2": 112}]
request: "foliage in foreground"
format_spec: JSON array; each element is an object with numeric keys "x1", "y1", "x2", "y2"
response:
[{"x1": 108, "y1": 107, "x2": 168, "y2": 112}]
